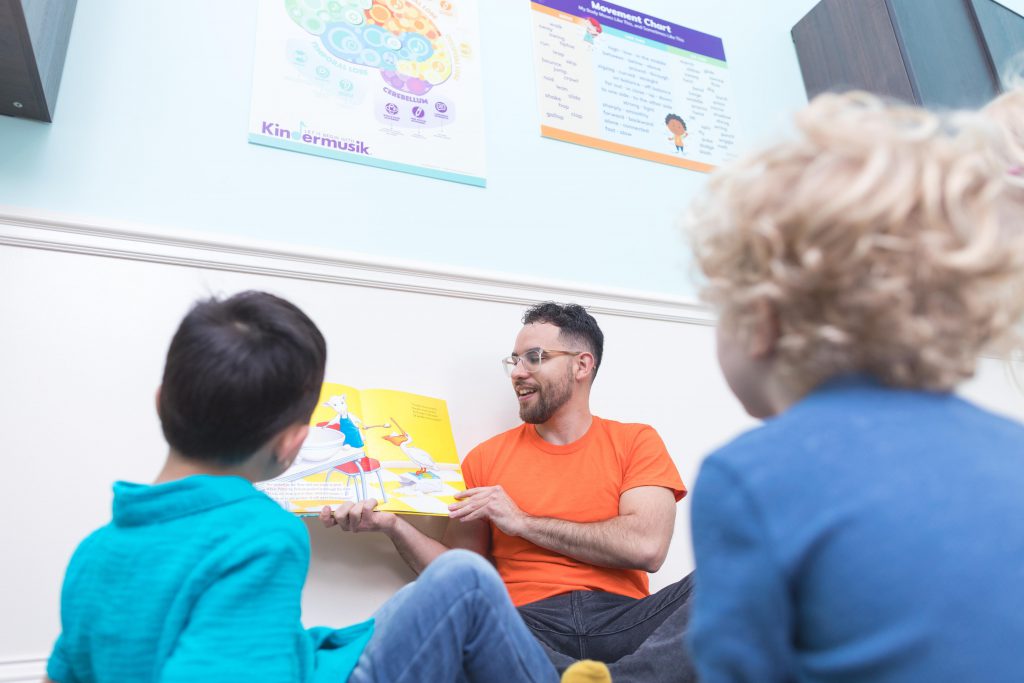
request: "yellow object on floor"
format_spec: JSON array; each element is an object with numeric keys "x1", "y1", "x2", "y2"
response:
[{"x1": 561, "y1": 659, "x2": 612, "y2": 683}]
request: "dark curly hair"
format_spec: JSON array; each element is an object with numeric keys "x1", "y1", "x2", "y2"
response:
[{"x1": 522, "y1": 302, "x2": 604, "y2": 380}]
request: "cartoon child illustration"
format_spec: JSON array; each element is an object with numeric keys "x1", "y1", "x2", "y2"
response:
[
  {"x1": 583, "y1": 17, "x2": 602, "y2": 46},
  {"x1": 666, "y1": 114, "x2": 688, "y2": 154}
]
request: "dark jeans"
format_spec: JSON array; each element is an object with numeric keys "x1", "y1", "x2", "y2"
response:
[{"x1": 517, "y1": 573, "x2": 697, "y2": 683}]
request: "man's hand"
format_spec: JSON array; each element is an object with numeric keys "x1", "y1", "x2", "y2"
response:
[
  {"x1": 449, "y1": 485, "x2": 530, "y2": 537},
  {"x1": 320, "y1": 499, "x2": 396, "y2": 534}
]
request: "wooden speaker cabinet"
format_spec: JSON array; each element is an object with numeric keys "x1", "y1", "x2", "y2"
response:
[
  {"x1": 0, "y1": 0, "x2": 77, "y2": 122},
  {"x1": 792, "y1": 0, "x2": 1024, "y2": 108}
]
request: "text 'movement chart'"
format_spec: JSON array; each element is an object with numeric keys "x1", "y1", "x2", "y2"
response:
[{"x1": 531, "y1": 0, "x2": 739, "y2": 172}]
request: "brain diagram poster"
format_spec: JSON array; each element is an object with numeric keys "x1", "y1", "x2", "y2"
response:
[{"x1": 249, "y1": 0, "x2": 486, "y2": 187}]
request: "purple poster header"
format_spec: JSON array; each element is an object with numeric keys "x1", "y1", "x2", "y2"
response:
[{"x1": 534, "y1": 0, "x2": 726, "y2": 61}]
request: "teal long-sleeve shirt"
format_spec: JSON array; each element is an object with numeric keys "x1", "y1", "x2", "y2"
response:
[{"x1": 47, "y1": 475, "x2": 373, "y2": 683}]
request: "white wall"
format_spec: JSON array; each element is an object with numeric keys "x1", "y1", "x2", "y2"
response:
[
  {"x1": 2, "y1": 217, "x2": 1023, "y2": 679},
  {"x1": 0, "y1": 217, "x2": 741, "y2": 669}
]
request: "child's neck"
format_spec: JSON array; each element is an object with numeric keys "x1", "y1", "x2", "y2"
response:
[{"x1": 154, "y1": 450, "x2": 249, "y2": 484}]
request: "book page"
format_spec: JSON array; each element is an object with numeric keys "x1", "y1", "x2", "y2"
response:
[
  {"x1": 255, "y1": 382, "x2": 368, "y2": 515},
  {"x1": 359, "y1": 388, "x2": 464, "y2": 516},
  {"x1": 255, "y1": 383, "x2": 464, "y2": 517}
]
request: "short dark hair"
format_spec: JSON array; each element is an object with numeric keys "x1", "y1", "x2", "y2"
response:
[
  {"x1": 158, "y1": 291, "x2": 326, "y2": 465},
  {"x1": 522, "y1": 302, "x2": 604, "y2": 379},
  {"x1": 665, "y1": 113, "x2": 686, "y2": 129}
]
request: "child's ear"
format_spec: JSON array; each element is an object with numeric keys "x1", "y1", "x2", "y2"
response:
[
  {"x1": 748, "y1": 299, "x2": 780, "y2": 359},
  {"x1": 155, "y1": 386, "x2": 163, "y2": 419},
  {"x1": 275, "y1": 423, "x2": 310, "y2": 467}
]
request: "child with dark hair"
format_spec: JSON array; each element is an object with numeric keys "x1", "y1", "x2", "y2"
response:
[
  {"x1": 665, "y1": 114, "x2": 688, "y2": 154},
  {"x1": 45, "y1": 291, "x2": 558, "y2": 683}
]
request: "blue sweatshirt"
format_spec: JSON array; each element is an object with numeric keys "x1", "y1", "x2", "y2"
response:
[{"x1": 689, "y1": 377, "x2": 1024, "y2": 683}]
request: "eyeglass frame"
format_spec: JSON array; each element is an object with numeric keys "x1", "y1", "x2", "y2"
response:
[{"x1": 500, "y1": 348, "x2": 583, "y2": 375}]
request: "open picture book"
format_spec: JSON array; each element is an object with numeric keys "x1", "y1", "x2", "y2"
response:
[{"x1": 256, "y1": 382, "x2": 465, "y2": 517}]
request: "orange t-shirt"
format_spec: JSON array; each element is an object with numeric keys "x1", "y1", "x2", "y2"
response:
[{"x1": 461, "y1": 416, "x2": 686, "y2": 607}]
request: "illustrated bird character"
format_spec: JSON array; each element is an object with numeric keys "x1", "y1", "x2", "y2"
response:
[{"x1": 383, "y1": 418, "x2": 437, "y2": 476}]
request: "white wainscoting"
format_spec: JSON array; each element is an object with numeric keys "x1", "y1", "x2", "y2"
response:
[{"x1": 1, "y1": 207, "x2": 1021, "y2": 680}]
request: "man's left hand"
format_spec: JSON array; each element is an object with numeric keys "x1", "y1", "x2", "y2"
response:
[{"x1": 449, "y1": 485, "x2": 529, "y2": 537}]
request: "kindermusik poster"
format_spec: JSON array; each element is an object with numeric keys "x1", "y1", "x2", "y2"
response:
[{"x1": 250, "y1": 0, "x2": 487, "y2": 186}]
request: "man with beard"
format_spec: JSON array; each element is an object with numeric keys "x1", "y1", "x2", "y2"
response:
[{"x1": 322, "y1": 303, "x2": 696, "y2": 682}]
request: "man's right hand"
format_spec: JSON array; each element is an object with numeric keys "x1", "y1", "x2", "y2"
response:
[{"x1": 320, "y1": 499, "x2": 397, "y2": 534}]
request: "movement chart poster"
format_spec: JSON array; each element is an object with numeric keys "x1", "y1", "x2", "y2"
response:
[
  {"x1": 250, "y1": 0, "x2": 487, "y2": 187},
  {"x1": 531, "y1": 0, "x2": 739, "y2": 172}
]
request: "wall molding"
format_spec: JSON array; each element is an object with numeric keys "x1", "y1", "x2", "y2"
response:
[
  {"x1": 0, "y1": 206, "x2": 715, "y2": 326},
  {"x1": 0, "y1": 656, "x2": 46, "y2": 683}
]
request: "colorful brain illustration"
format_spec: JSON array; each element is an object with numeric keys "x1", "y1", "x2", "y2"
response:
[{"x1": 286, "y1": 0, "x2": 453, "y2": 96}]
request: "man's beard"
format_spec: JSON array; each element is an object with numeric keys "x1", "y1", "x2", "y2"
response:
[{"x1": 519, "y1": 372, "x2": 573, "y2": 424}]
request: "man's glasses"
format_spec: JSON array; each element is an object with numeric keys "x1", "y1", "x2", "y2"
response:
[{"x1": 501, "y1": 348, "x2": 582, "y2": 376}]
